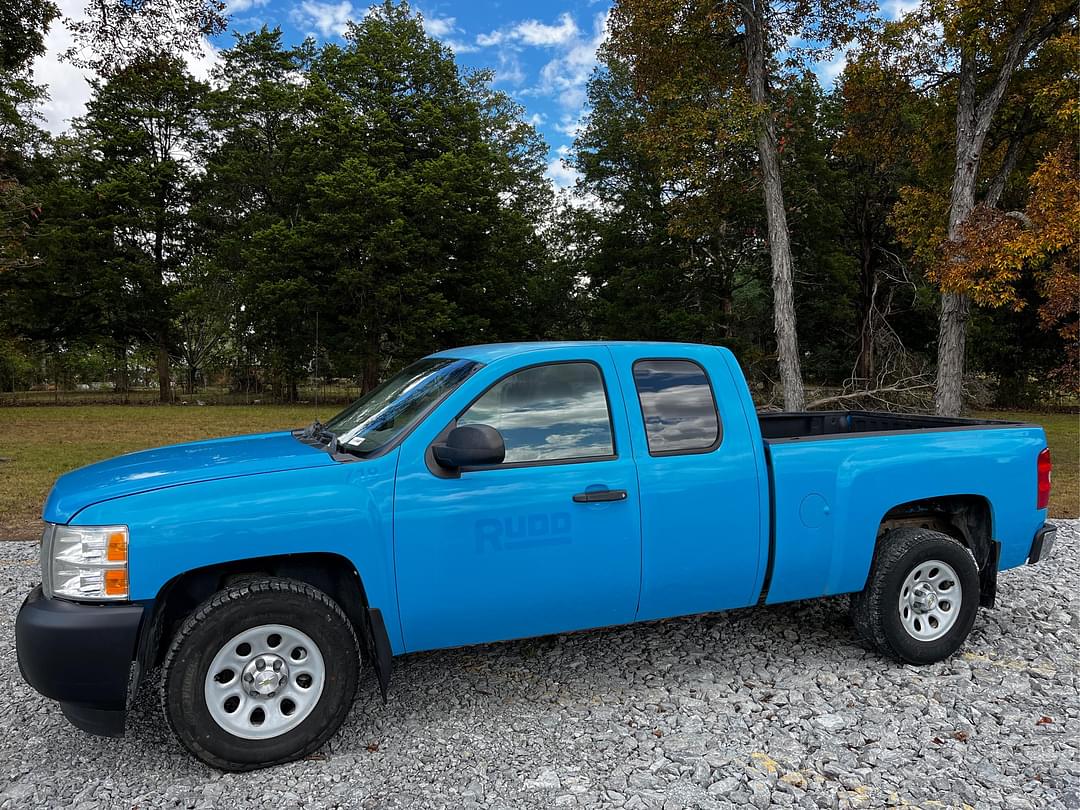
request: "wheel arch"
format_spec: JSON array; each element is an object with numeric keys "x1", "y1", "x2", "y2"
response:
[
  {"x1": 876, "y1": 494, "x2": 999, "y2": 607},
  {"x1": 137, "y1": 552, "x2": 392, "y2": 699}
]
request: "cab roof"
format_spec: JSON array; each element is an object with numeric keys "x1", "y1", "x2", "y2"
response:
[{"x1": 431, "y1": 340, "x2": 720, "y2": 364}]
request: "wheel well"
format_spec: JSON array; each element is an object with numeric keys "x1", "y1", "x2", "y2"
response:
[
  {"x1": 140, "y1": 553, "x2": 390, "y2": 693},
  {"x1": 877, "y1": 495, "x2": 999, "y2": 606}
]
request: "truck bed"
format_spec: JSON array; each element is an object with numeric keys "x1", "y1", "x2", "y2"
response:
[{"x1": 758, "y1": 410, "x2": 1026, "y2": 442}]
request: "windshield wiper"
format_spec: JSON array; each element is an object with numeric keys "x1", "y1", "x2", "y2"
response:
[
  {"x1": 300, "y1": 421, "x2": 368, "y2": 458},
  {"x1": 302, "y1": 420, "x2": 339, "y2": 453}
]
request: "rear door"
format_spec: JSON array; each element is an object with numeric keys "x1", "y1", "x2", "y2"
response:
[
  {"x1": 393, "y1": 348, "x2": 643, "y2": 652},
  {"x1": 607, "y1": 345, "x2": 767, "y2": 620}
]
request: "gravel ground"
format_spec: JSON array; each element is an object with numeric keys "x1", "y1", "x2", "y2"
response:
[{"x1": 1, "y1": 522, "x2": 1077, "y2": 810}]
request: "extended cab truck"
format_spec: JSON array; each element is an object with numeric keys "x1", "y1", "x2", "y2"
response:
[{"x1": 16, "y1": 342, "x2": 1057, "y2": 771}]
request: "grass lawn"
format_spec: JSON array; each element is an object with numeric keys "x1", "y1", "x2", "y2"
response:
[
  {"x1": 0, "y1": 405, "x2": 314, "y2": 539},
  {"x1": 0, "y1": 405, "x2": 1075, "y2": 540}
]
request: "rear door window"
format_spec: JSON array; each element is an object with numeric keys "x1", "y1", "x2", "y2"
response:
[{"x1": 632, "y1": 359, "x2": 721, "y2": 455}]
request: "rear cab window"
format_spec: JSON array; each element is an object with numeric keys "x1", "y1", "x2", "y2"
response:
[{"x1": 632, "y1": 359, "x2": 722, "y2": 455}]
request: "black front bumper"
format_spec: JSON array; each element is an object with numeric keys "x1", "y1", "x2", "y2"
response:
[{"x1": 15, "y1": 585, "x2": 146, "y2": 736}]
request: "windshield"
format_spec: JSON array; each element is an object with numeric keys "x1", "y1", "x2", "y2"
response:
[{"x1": 324, "y1": 357, "x2": 479, "y2": 454}]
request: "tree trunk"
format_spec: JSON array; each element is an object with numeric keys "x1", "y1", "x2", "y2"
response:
[
  {"x1": 741, "y1": 0, "x2": 804, "y2": 411},
  {"x1": 936, "y1": 50, "x2": 980, "y2": 417},
  {"x1": 935, "y1": 291, "x2": 970, "y2": 415},
  {"x1": 933, "y1": 6, "x2": 1063, "y2": 414},
  {"x1": 114, "y1": 345, "x2": 129, "y2": 394},
  {"x1": 361, "y1": 330, "x2": 380, "y2": 394},
  {"x1": 362, "y1": 353, "x2": 379, "y2": 395},
  {"x1": 156, "y1": 345, "x2": 171, "y2": 403},
  {"x1": 854, "y1": 240, "x2": 877, "y2": 381}
]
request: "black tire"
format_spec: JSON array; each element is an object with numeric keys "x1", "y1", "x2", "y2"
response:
[
  {"x1": 850, "y1": 527, "x2": 980, "y2": 665},
  {"x1": 162, "y1": 577, "x2": 360, "y2": 771}
]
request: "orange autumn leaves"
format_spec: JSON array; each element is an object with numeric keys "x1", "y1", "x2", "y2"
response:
[{"x1": 935, "y1": 143, "x2": 1079, "y2": 387}]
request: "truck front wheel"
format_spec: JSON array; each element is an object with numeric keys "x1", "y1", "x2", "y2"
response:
[
  {"x1": 850, "y1": 528, "x2": 980, "y2": 665},
  {"x1": 162, "y1": 577, "x2": 360, "y2": 771}
]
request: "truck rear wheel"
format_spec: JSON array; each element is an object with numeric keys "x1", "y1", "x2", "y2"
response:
[
  {"x1": 162, "y1": 577, "x2": 360, "y2": 771},
  {"x1": 850, "y1": 527, "x2": 980, "y2": 665}
]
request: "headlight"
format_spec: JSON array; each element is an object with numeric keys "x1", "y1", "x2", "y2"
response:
[{"x1": 41, "y1": 523, "x2": 129, "y2": 601}]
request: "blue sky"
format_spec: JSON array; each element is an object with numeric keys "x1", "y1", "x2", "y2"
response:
[
  {"x1": 34, "y1": 0, "x2": 616, "y2": 188},
  {"x1": 231, "y1": 0, "x2": 614, "y2": 187},
  {"x1": 32, "y1": 0, "x2": 886, "y2": 189}
]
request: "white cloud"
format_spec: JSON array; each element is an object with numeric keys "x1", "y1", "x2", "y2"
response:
[
  {"x1": 884, "y1": 0, "x2": 920, "y2": 19},
  {"x1": 418, "y1": 12, "x2": 478, "y2": 53},
  {"x1": 440, "y1": 39, "x2": 479, "y2": 54},
  {"x1": 545, "y1": 158, "x2": 579, "y2": 190},
  {"x1": 422, "y1": 14, "x2": 456, "y2": 38},
  {"x1": 226, "y1": 0, "x2": 269, "y2": 13},
  {"x1": 294, "y1": 0, "x2": 355, "y2": 38},
  {"x1": 514, "y1": 13, "x2": 579, "y2": 47},
  {"x1": 185, "y1": 41, "x2": 221, "y2": 82},
  {"x1": 527, "y1": 112, "x2": 546, "y2": 127},
  {"x1": 493, "y1": 49, "x2": 526, "y2": 86},
  {"x1": 546, "y1": 143, "x2": 579, "y2": 190},
  {"x1": 477, "y1": 11, "x2": 580, "y2": 50},
  {"x1": 31, "y1": 0, "x2": 93, "y2": 135},
  {"x1": 554, "y1": 113, "x2": 583, "y2": 138},
  {"x1": 476, "y1": 11, "x2": 608, "y2": 113},
  {"x1": 30, "y1": 0, "x2": 220, "y2": 135},
  {"x1": 533, "y1": 11, "x2": 608, "y2": 111},
  {"x1": 815, "y1": 52, "x2": 847, "y2": 86}
]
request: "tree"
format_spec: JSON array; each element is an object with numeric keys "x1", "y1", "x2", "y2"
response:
[
  {"x1": 569, "y1": 51, "x2": 767, "y2": 355},
  {"x1": 0, "y1": 0, "x2": 57, "y2": 75},
  {"x1": 5, "y1": 137, "x2": 147, "y2": 386},
  {"x1": 935, "y1": 141, "x2": 1078, "y2": 393},
  {"x1": 173, "y1": 256, "x2": 232, "y2": 393},
  {"x1": 830, "y1": 56, "x2": 928, "y2": 382},
  {"x1": 0, "y1": 0, "x2": 57, "y2": 276},
  {"x1": 881, "y1": 0, "x2": 1075, "y2": 414},
  {"x1": 607, "y1": 0, "x2": 872, "y2": 410},
  {"x1": 293, "y1": 2, "x2": 554, "y2": 390},
  {"x1": 195, "y1": 27, "x2": 313, "y2": 397},
  {"x1": 74, "y1": 55, "x2": 209, "y2": 401},
  {"x1": 196, "y1": 5, "x2": 564, "y2": 399},
  {"x1": 64, "y1": 0, "x2": 225, "y2": 74}
]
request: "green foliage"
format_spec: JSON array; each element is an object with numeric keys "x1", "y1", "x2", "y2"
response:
[
  {"x1": 1, "y1": 0, "x2": 1073, "y2": 407},
  {"x1": 567, "y1": 55, "x2": 760, "y2": 352},
  {"x1": 193, "y1": 5, "x2": 567, "y2": 397}
]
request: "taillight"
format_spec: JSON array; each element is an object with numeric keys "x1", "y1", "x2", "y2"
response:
[{"x1": 1037, "y1": 448, "x2": 1052, "y2": 509}]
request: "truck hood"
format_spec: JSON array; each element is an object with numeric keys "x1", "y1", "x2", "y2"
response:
[{"x1": 43, "y1": 431, "x2": 335, "y2": 524}]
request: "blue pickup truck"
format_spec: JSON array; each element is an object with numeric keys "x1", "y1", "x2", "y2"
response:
[{"x1": 16, "y1": 341, "x2": 1056, "y2": 770}]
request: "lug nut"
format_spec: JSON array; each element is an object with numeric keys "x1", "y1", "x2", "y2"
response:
[
  {"x1": 255, "y1": 658, "x2": 266, "y2": 671},
  {"x1": 279, "y1": 675, "x2": 287, "y2": 685},
  {"x1": 267, "y1": 691, "x2": 276, "y2": 698},
  {"x1": 244, "y1": 673, "x2": 254, "y2": 683}
]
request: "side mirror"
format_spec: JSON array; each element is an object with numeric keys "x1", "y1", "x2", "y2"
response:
[{"x1": 432, "y1": 424, "x2": 506, "y2": 470}]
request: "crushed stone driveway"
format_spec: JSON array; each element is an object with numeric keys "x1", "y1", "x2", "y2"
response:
[{"x1": 1, "y1": 521, "x2": 1076, "y2": 809}]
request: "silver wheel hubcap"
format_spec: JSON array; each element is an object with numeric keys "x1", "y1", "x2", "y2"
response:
[
  {"x1": 204, "y1": 624, "x2": 325, "y2": 740},
  {"x1": 898, "y1": 559, "x2": 961, "y2": 642}
]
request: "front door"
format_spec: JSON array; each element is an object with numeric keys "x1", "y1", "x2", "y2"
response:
[{"x1": 393, "y1": 350, "x2": 642, "y2": 652}]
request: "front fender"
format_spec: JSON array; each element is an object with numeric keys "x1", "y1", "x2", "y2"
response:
[{"x1": 69, "y1": 451, "x2": 404, "y2": 654}]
